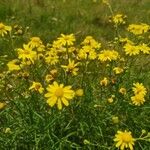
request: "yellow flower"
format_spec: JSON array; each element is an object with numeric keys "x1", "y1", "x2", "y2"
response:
[
  {"x1": 78, "y1": 45, "x2": 97, "y2": 60},
  {"x1": 107, "y1": 97, "x2": 113, "y2": 103},
  {"x1": 57, "y1": 34, "x2": 75, "y2": 46},
  {"x1": 45, "y1": 50, "x2": 59, "y2": 65},
  {"x1": 138, "y1": 43, "x2": 150, "y2": 54},
  {"x1": 98, "y1": 50, "x2": 119, "y2": 62},
  {"x1": 131, "y1": 94, "x2": 145, "y2": 106},
  {"x1": 114, "y1": 130, "x2": 135, "y2": 150},
  {"x1": 113, "y1": 67, "x2": 124, "y2": 74},
  {"x1": 75, "y1": 89, "x2": 84, "y2": 96},
  {"x1": 17, "y1": 44, "x2": 37, "y2": 63},
  {"x1": 0, "y1": 102, "x2": 6, "y2": 109},
  {"x1": 119, "y1": 88, "x2": 126, "y2": 95},
  {"x1": 124, "y1": 43, "x2": 140, "y2": 56},
  {"x1": 111, "y1": 14, "x2": 127, "y2": 25},
  {"x1": 29, "y1": 82, "x2": 44, "y2": 94},
  {"x1": 127, "y1": 23, "x2": 150, "y2": 35},
  {"x1": 100, "y1": 77, "x2": 108, "y2": 86},
  {"x1": 132, "y1": 82, "x2": 147, "y2": 96},
  {"x1": 0, "y1": 23, "x2": 12, "y2": 37},
  {"x1": 45, "y1": 74, "x2": 54, "y2": 83},
  {"x1": 45, "y1": 82, "x2": 75, "y2": 110},
  {"x1": 28, "y1": 37, "x2": 43, "y2": 49},
  {"x1": 82, "y1": 36, "x2": 101, "y2": 49},
  {"x1": 7, "y1": 59, "x2": 21, "y2": 71},
  {"x1": 61, "y1": 59, "x2": 79, "y2": 76}
]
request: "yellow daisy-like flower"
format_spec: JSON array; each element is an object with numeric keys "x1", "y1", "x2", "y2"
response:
[
  {"x1": 82, "y1": 36, "x2": 101, "y2": 49},
  {"x1": 45, "y1": 82, "x2": 75, "y2": 110},
  {"x1": 0, "y1": 22, "x2": 12, "y2": 37},
  {"x1": 98, "y1": 50, "x2": 119, "y2": 62},
  {"x1": 28, "y1": 37, "x2": 43, "y2": 49},
  {"x1": 132, "y1": 82, "x2": 147, "y2": 96},
  {"x1": 100, "y1": 77, "x2": 108, "y2": 86},
  {"x1": 124, "y1": 43, "x2": 140, "y2": 56},
  {"x1": 61, "y1": 59, "x2": 79, "y2": 76},
  {"x1": 7, "y1": 59, "x2": 21, "y2": 71},
  {"x1": 78, "y1": 45, "x2": 97, "y2": 60},
  {"x1": 138, "y1": 43, "x2": 150, "y2": 54},
  {"x1": 127, "y1": 23, "x2": 150, "y2": 35},
  {"x1": 29, "y1": 82, "x2": 44, "y2": 94},
  {"x1": 57, "y1": 34, "x2": 75, "y2": 46},
  {"x1": 131, "y1": 94, "x2": 145, "y2": 106},
  {"x1": 111, "y1": 14, "x2": 127, "y2": 25},
  {"x1": 17, "y1": 44, "x2": 37, "y2": 63},
  {"x1": 119, "y1": 88, "x2": 127, "y2": 95},
  {"x1": 113, "y1": 67, "x2": 124, "y2": 74},
  {"x1": 114, "y1": 130, "x2": 135, "y2": 150}
]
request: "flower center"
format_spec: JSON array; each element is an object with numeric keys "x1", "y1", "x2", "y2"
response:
[
  {"x1": 24, "y1": 50, "x2": 30, "y2": 55},
  {"x1": 55, "y1": 88, "x2": 64, "y2": 97},
  {"x1": 35, "y1": 84, "x2": 41, "y2": 90},
  {"x1": 122, "y1": 133, "x2": 132, "y2": 143}
]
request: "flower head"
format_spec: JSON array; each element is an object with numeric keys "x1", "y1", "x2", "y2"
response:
[
  {"x1": 45, "y1": 82, "x2": 75, "y2": 110},
  {"x1": 0, "y1": 23, "x2": 12, "y2": 37},
  {"x1": 29, "y1": 82, "x2": 44, "y2": 94},
  {"x1": 57, "y1": 34, "x2": 75, "y2": 46},
  {"x1": 98, "y1": 50, "x2": 119, "y2": 62},
  {"x1": 28, "y1": 37, "x2": 43, "y2": 49},
  {"x1": 114, "y1": 130, "x2": 135, "y2": 150},
  {"x1": 132, "y1": 82, "x2": 147, "y2": 96},
  {"x1": 61, "y1": 59, "x2": 79, "y2": 76},
  {"x1": 127, "y1": 23, "x2": 150, "y2": 35},
  {"x1": 7, "y1": 59, "x2": 21, "y2": 71},
  {"x1": 17, "y1": 44, "x2": 37, "y2": 63}
]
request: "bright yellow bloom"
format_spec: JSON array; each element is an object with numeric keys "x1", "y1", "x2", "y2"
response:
[
  {"x1": 132, "y1": 82, "x2": 147, "y2": 96},
  {"x1": 107, "y1": 97, "x2": 113, "y2": 103},
  {"x1": 45, "y1": 82, "x2": 75, "y2": 110},
  {"x1": 114, "y1": 130, "x2": 135, "y2": 150},
  {"x1": 100, "y1": 77, "x2": 108, "y2": 86},
  {"x1": 0, "y1": 102, "x2": 6, "y2": 109},
  {"x1": 61, "y1": 59, "x2": 79, "y2": 76},
  {"x1": 75, "y1": 89, "x2": 84, "y2": 96},
  {"x1": 7, "y1": 59, "x2": 21, "y2": 71},
  {"x1": 17, "y1": 44, "x2": 37, "y2": 63},
  {"x1": 78, "y1": 45, "x2": 97, "y2": 60},
  {"x1": 124, "y1": 43, "x2": 140, "y2": 56},
  {"x1": 28, "y1": 37, "x2": 43, "y2": 49},
  {"x1": 138, "y1": 43, "x2": 150, "y2": 54},
  {"x1": 131, "y1": 94, "x2": 145, "y2": 106},
  {"x1": 119, "y1": 88, "x2": 126, "y2": 95},
  {"x1": 82, "y1": 36, "x2": 101, "y2": 49},
  {"x1": 0, "y1": 23, "x2": 12, "y2": 37},
  {"x1": 45, "y1": 50, "x2": 59, "y2": 65},
  {"x1": 57, "y1": 34, "x2": 75, "y2": 46},
  {"x1": 29, "y1": 82, "x2": 44, "y2": 94},
  {"x1": 127, "y1": 23, "x2": 150, "y2": 35},
  {"x1": 113, "y1": 67, "x2": 124, "y2": 74},
  {"x1": 45, "y1": 74, "x2": 54, "y2": 83},
  {"x1": 98, "y1": 50, "x2": 119, "y2": 62},
  {"x1": 111, "y1": 14, "x2": 126, "y2": 25}
]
